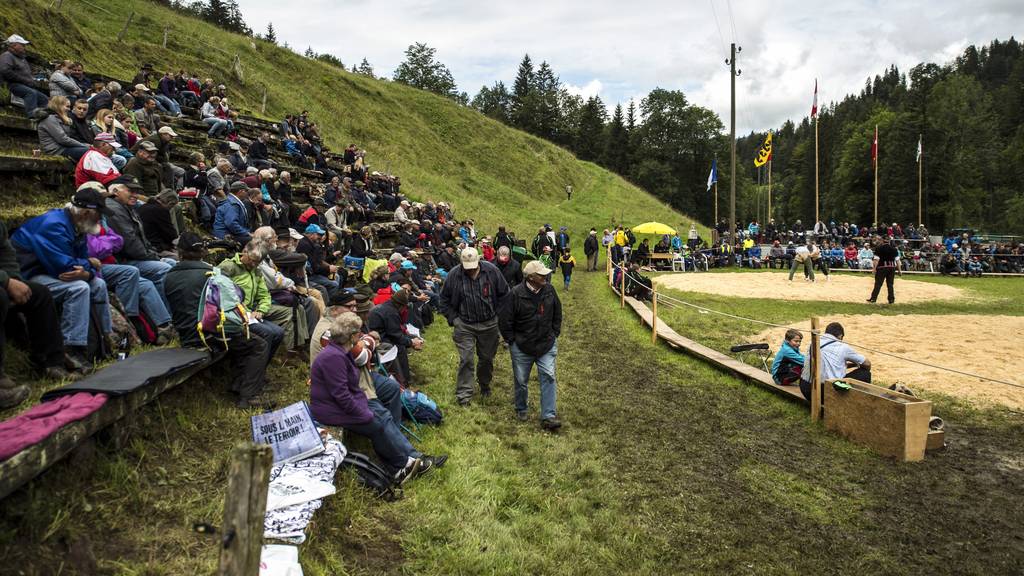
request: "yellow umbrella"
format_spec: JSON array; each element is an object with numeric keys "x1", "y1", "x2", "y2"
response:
[{"x1": 632, "y1": 222, "x2": 676, "y2": 236}]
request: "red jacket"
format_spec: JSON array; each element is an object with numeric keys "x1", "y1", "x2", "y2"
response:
[{"x1": 74, "y1": 147, "x2": 120, "y2": 188}]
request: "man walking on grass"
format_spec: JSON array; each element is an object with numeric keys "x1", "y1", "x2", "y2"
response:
[
  {"x1": 499, "y1": 260, "x2": 562, "y2": 431},
  {"x1": 440, "y1": 247, "x2": 509, "y2": 406}
]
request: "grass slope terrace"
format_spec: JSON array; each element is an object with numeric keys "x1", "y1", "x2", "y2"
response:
[{"x1": 2, "y1": 0, "x2": 702, "y2": 240}]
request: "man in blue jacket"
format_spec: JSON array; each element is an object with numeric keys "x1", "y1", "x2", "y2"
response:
[
  {"x1": 214, "y1": 181, "x2": 252, "y2": 246},
  {"x1": 11, "y1": 183, "x2": 114, "y2": 368}
]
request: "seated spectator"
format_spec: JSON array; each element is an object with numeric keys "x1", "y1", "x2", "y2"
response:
[
  {"x1": 799, "y1": 322, "x2": 871, "y2": 402},
  {"x1": 349, "y1": 226, "x2": 374, "y2": 259},
  {"x1": 133, "y1": 97, "x2": 161, "y2": 138},
  {"x1": 200, "y1": 96, "x2": 233, "y2": 138},
  {"x1": 137, "y1": 190, "x2": 181, "y2": 257},
  {"x1": 367, "y1": 288, "x2": 422, "y2": 385},
  {"x1": 104, "y1": 176, "x2": 176, "y2": 300},
  {"x1": 11, "y1": 184, "x2": 114, "y2": 370},
  {"x1": 218, "y1": 241, "x2": 299, "y2": 357},
  {"x1": 1, "y1": 35, "x2": 46, "y2": 118},
  {"x1": 90, "y1": 107, "x2": 133, "y2": 167},
  {"x1": 68, "y1": 98, "x2": 95, "y2": 146},
  {"x1": 74, "y1": 133, "x2": 122, "y2": 188},
  {"x1": 154, "y1": 71, "x2": 183, "y2": 116},
  {"x1": 86, "y1": 81, "x2": 121, "y2": 119},
  {"x1": 394, "y1": 200, "x2": 411, "y2": 225},
  {"x1": 229, "y1": 139, "x2": 250, "y2": 174},
  {"x1": 297, "y1": 224, "x2": 341, "y2": 300},
  {"x1": 87, "y1": 218, "x2": 174, "y2": 344},
  {"x1": 633, "y1": 238, "x2": 651, "y2": 265},
  {"x1": 310, "y1": 311, "x2": 444, "y2": 483},
  {"x1": 248, "y1": 132, "x2": 274, "y2": 170},
  {"x1": 844, "y1": 242, "x2": 859, "y2": 269},
  {"x1": 767, "y1": 240, "x2": 786, "y2": 269},
  {"x1": 37, "y1": 95, "x2": 90, "y2": 162},
  {"x1": 214, "y1": 181, "x2": 253, "y2": 247},
  {"x1": 0, "y1": 220, "x2": 80, "y2": 407},
  {"x1": 165, "y1": 233, "x2": 273, "y2": 408},
  {"x1": 858, "y1": 244, "x2": 874, "y2": 270},
  {"x1": 122, "y1": 140, "x2": 165, "y2": 198},
  {"x1": 770, "y1": 329, "x2": 804, "y2": 385},
  {"x1": 135, "y1": 126, "x2": 183, "y2": 190},
  {"x1": 49, "y1": 60, "x2": 82, "y2": 101}
]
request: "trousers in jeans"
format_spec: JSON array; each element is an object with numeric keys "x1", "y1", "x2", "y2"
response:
[
  {"x1": 344, "y1": 399, "x2": 421, "y2": 475},
  {"x1": 371, "y1": 371, "x2": 403, "y2": 424},
  {"x1": 308, "y1": 274, "x2": 339, "y2": 300},
  {"x1": 0, "y1": 281, "x2": 65, "y2": 371},
  {"x1": 452, "y1": 316, "x2": 500, "y2": 402},
  {"x1": 124, "y1": 258, "x2": 174, "y2": 309},
  {"x1": 153, "y1": 94, "x2": 181, "y2": 116},
  {"x1": 203, "y1": 117, "x2": 233, "y2": 137},
  {"x1": 510, "y1": 341, "x2": 558, "y2": 420},
  {"x1": 100, "y1": 264, "x2": 172, "y2": 325},
  {"x1": 29, "y1": 275, "x2": 112, "y2": 346},
  {"x1": 249, "y1": 317, "x2": 284, "y2": 360},
  {"x1": 9, "y1": 83, "x2": 46, "y2": 117}
]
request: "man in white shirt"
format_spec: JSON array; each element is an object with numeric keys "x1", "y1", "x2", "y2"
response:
[
  {"x1": 789, "y1": 241, "x2": 815, "y2": 282},
  {"x1": 799, "y1": 322, "x2": 872, "y2": 401}
]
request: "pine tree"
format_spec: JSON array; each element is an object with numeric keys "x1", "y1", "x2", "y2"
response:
[
  {"x1": 393, "y1": 43, "x2": 459, "y2": 101},
  {"x1": 603, "y1": 103, "x2": 629, "y2": 173},
  {"x1": 511, "y1": 54, "x2": 537, "y2": 133},
  {"x1": 304, "y1": 46, "x2": 315, "y2": 58},
  {"x1": 356, "y1": 58, "x2": 375, "y2": 76},
  {"x1": 575, "y1": 96, "x2": 608, "y2": 161},
  {"x1": 471, "y1": 81, "x2": 512, "y2": 123},
  {"x1": 534, "y1": 62, "x2": 561, "y2": 140},
  {"x1": 265, "y1": 22, "x2": 277, "y2": 44}
]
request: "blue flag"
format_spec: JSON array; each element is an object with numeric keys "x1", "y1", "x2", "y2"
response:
[{"x1": 706, "y1": 159, "x2": 718, "y2": 191}]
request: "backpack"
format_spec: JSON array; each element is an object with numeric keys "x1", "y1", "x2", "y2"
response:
[
  {"x1": 341, "y1": 452, "x2": 399, "y2": 501},
  {"x1": 401, "y1": 390, "x2": 443, "y2": 425},
  {"x1": 85, "y1": 302, "x2": 113, "y2": 362},
  {"x1": 197, "y1": 267, "x2": 250, "y2": 349}
]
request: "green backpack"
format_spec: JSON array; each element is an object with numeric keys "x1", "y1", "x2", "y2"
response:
[{"x1": 197, "y1": 267, "x2": 251, "y2": 348}]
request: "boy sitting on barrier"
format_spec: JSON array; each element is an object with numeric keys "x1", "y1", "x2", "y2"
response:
[{"x1": 770, "y1": 329, "x2": 804, "y2": 386}]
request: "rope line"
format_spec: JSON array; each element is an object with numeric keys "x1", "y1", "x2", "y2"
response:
[{"x1": 610, "y1": 262, "x2": 1024, "y2": 390}]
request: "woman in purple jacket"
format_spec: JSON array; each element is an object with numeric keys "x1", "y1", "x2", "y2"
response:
[{"x1": 310, "y1": 312, "x2": 447, "y2": 484}]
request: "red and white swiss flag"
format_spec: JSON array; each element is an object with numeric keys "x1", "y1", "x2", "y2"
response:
[{"x1": 811, "y1": 79, "x2": 818, "y2": 119}]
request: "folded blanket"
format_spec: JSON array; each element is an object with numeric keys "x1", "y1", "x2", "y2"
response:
[{"x1": 0, "y1": 392, "x2": 109, "y2": 462}]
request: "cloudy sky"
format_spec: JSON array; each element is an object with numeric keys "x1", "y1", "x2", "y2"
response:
[{"x1": 240, "y1": 0, "x2": 1024, "y2": 134}]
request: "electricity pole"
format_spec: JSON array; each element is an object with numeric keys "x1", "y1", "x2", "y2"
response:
[{"x1": 727, "y1": 43, "x2": 741, "y2": 263}]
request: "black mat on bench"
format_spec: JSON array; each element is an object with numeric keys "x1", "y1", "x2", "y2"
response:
[{"x1": 41, "y1": 348, "x2": 213, "y2": 401}]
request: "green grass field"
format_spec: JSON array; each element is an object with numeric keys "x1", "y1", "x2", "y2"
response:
[{"x1": 2, "y1": 269, "x2": 1022, "y2": 575}]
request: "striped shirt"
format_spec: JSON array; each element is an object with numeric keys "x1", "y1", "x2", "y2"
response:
[{"x1": 440, "y1": 261, "x2": 509, "y2": 324}]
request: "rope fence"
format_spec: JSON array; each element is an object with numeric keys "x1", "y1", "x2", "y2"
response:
[{"x1": 607, "y1": 255, "x2": 1024, "y2": 392}]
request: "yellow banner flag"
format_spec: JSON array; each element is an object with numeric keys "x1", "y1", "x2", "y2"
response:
[{"x1": 754, "y1": 132, "x2": 772, "y2": 167}]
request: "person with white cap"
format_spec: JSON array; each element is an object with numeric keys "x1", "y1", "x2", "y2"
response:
[
  {"x1": 499, "y1": 259, "x2": 563, "y2": 430},
  {"x1": 135, "y1": 125, "x2": 184, "y2": 190},
  {"x1": 439, "y1": 247, "x2": 510, "y2": 406},
  {"x1": 0, "y1": 34, "x2": 47, "y2": 118}
]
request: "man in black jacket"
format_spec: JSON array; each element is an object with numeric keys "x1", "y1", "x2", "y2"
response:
[
  {"x1": 137, "y1": 190, "x2": 180, "y2": 256},
  {"x1": 494, "y1": 246, "x2": 523, "y2": 287},
  {"x1": 248, "y1": 132, "x2": 274, "y2": 170},
  {"x1": 367, "y1": 289, "x2": 423, "y2": 385},
  {"x1": 104, "y1": 176, "x2": 174, "y2": 303},
  {"x1": 584, "y1": 228, "x2": 599, "y2": 271},
  {"x1": 296, "y1": 224, "x2": 340, "y2": 301},
  {"x1": 499, "y1": 259, "x2": 562, "y2": 430},
  {"x1": 164, "y1": 232, "x2": 273, "y2": 409}
]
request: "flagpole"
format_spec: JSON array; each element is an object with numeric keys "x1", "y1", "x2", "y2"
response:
[
  {"x1": 768, "y1": 157, "x2": 772, "y2": 223},
  {"x1": 874, "y1": 124, "x2": 879, "y2": 226},
  {"x1": 921, "y1": 134, "x2": 929, "y2": 224},
  {"x1": 814, "y1": 118, "x2": 819, "y2": 225}
]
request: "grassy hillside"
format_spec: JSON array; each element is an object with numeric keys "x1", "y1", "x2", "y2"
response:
[{"x1": 1, "y1": 0, "x2": 703, "y2": 239}]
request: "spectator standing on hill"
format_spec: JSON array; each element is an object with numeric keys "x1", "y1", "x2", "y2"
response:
[
  {"x1": 584, "y1": 228, "x2": 599, "y2": 271},
  {"x1": 499, "y1": 260, "x2": 563, "y2": 431},
  {"x1": 531, "y1": 227, "x2": 551, "y2": 257},
  {"x1": 555, "y1": 226, "x2": 570, "y2": 258},
  {"x1": 867, "y1": 238, "x2": 900, "y2": 304},
  {"x1": 440, "y1": 248, "x2": 509, "y2": 406},
  {"x1": 1, "y1": 34, "x2": 46, "y2": 118},
  {"x1": 558, "y1": 248, "x2": 576, "y2": 291}
]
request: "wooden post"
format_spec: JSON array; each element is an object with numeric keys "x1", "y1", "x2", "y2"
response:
[
  {"x1": 651, "y1": 290, "x2": 658, "y2": 344},
  {"x1": 116, "y1": 11, "x2": 135, "y2": 42},
  {"x1": 218, "y1": 442, "x2": 272, "y2": 576},
  {"x1": 810, "y1": 316, "x2": 822, "y2": 422},
  {"x1": 260, "y1": 85, "x2": 267, "y2": 115},
  {"x1": 620, "y1": 264, "x2": 625, "y2": 309},
  {"x1": 162, "y1": 27, "x2": 169, "y2": 49}
]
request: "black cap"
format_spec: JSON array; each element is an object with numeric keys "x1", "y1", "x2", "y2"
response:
[
  {"x1": 71, "y1": 188, "x2": 110, "y2": 214},
  {"x1": 110, "y1": 175, "x2": 144, "y2": 191},
  {"x1": 331, "y1": 291, "x2": 356, "y2": 306},
  {"x1": 274, "y1": 226, "x2": 291, "y2": 239},
  {"x1": 177, "y1": 231, "x2": 207, "y2": 252}
]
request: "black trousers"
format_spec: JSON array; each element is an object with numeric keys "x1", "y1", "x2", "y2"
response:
[
  {"x1": 211, "y1": 332, "x2": 271, "y2": 400},
  {"x1": 0, "y1": 281, "x2": 65, "y2": 373},
  {"x1": 869, "y1": 268, "x2": 896, "y2": 303}
]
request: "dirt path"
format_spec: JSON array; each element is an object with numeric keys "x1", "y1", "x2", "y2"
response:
[
  {"x1": 753, "y1": 314, "x2": 1024, "y2": 410},
  {"x1": 655, "y1": 271, "x2": 967, "y2": 304}
]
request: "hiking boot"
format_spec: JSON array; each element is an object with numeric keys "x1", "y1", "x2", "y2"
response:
[
  {"x1": 236, "y1": 396, "x2": 277, "y2": 410},
  {"x1": 0, "y1": 385, "x2": 29, "y2": 409},
  {"x1": 516, "y1": 410, "x2": 529, "y2": 421},
  {"x1": 154, "y1": 324, "x2": 177, "y2": 346},
  {"x1": 480, "y1": 386, "x2": 492, "y2": 398},
  {"x1": 395, "y1": 458, "x2": 422, "y2": 486},
  {"x1": 65, "y1": 348, "x2": 94, "y2": 375},
  {"x1": 541, "y1": 417, "x2": 563, "y2": 432},
  {"x1": 37, "y1": 366, "x2": 82, "y2": 382}
]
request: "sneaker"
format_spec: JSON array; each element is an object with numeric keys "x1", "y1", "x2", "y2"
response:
[
  {"x1": 411, "y1": 455, "x2": 447, "y2": 480},
  {"x1": 516, "y1": 410, "x2": 528, "y2": 421},
  {"x1": 457, "y1": 397, "x2": 471, "y2": 407},
  {"x1": 0, "y1": 385, "x2": 29, "y2": 409},
  {"x1": 395, "y1": 458, "x2": 422, "y2": 486},
  {"x1": 866, "y1": 299, "x2": 876, "y2": 303},
  {"x1": 154, "y1": 324, "x2": 177, "y2": 346},
  {"x1": 541, "y1": 417, "x2": 563, "y2": 431}
]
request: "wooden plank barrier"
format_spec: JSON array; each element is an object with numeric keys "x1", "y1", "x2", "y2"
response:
[{"x1": 823, "y1": 378, "x2": 932, "y2": 462}]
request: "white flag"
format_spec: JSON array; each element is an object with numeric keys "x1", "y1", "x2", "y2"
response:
[{"x1": 916, "y1": 135, "x2": 922, "y2": 163}]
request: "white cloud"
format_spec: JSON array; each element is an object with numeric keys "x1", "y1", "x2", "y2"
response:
[
  {"x1": 563, "y1": 79, "x2": 603, "y2": 100},
  {"x1": 240, "y1": 0, "x2": 1024, "y2": 133}
]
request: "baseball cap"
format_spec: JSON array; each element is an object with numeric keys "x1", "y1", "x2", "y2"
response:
[
  {"x1": 72, "y1": 187, "x2": 110, "y2": 214},
  {"x1": 177, "y1": 231, "x2": 207, "y2": 251},
  {"x1": 6, "y1": 34, "x2": 29, "y2": 45},
  {"x1": 158, "y1": 126, "x2": 178, "y2": 137},
  {"x1": 229, "y1": 181, "x2": 248, "y2": 193},
  {"x1": 401, "y1": 260, "x2": 416, "y2": 270},
  {"x1": 523, "y1": 260, "x2": 552, "y2": 276},
  {"x1": 93, "y1": 132, "x2": 121, "y2": 149},
  {"x1": 137, "y1": 140, "x2": 158, "y2": 152},
  {"x1": 288, "y1": 228, "x2": 303, "y2": 240},
  {"x1": 111, "y1": 175, "x2": 144, "y2": 191},
  {"x1": 305, "y1": 224, "x2": 326, "y2": 235},
  {"x1": 460, "y1": 248, "x2": 480, "y2": 270},
  {"x1": 134, "y1": 83, "x2": 150, "y2": 92}
]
